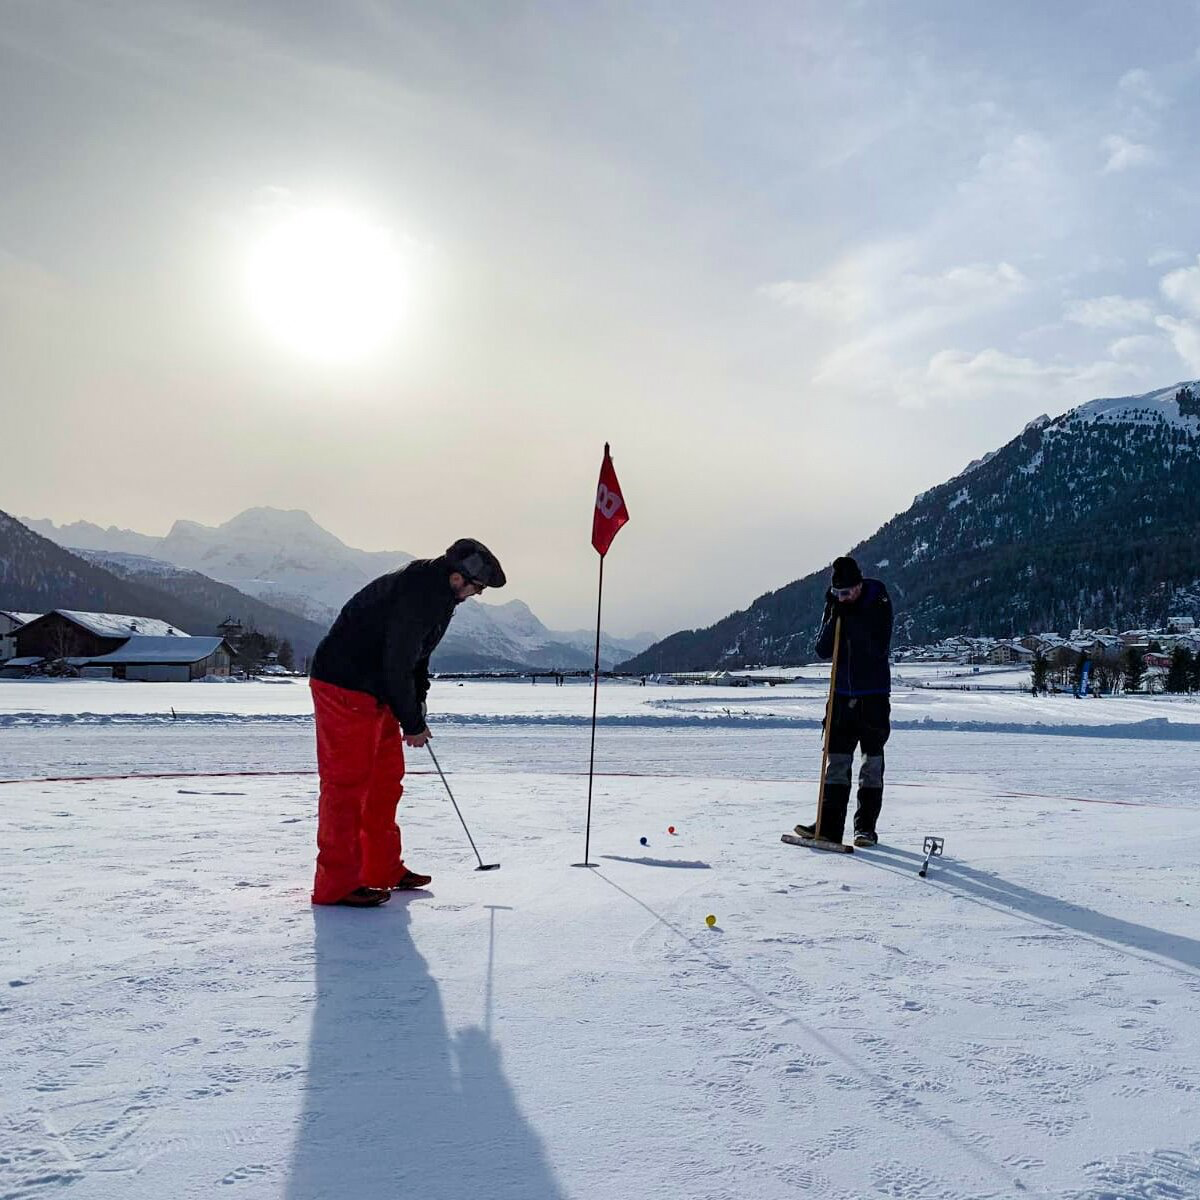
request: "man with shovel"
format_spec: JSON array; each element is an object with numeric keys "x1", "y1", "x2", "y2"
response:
[
  {"x1": 797, "y1": 556, "x2": 893, "y2": 848},
  {"x1": 308, "y1": 538, "x2": 506, "y2": 907}
]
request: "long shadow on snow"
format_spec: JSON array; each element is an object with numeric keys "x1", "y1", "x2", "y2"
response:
[
  {"x1": 863, "y1": 844, "x2": 1200, "y2": 975},
  {"x1": 286, "y1": 901, "x2": 566, "y2": 1200}
]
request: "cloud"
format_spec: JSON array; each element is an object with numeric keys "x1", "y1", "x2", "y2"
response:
[
  {"x1": 1118, "y1": 68, "x2": 1168, "y2": 109},
  {"x1": 971, "y1": 132, "x2": 1054, "y2": 183},
  {"x1": 1160, "y1": 256, "x2": 1200, "y2": 316},
  {"x1": 1149, "y1": 257, "x2": 1200, "y2": 372},
  {"x1": 900, "y1": 261, "x2": 1027, "y2": 304},
  {"x1": 1063, "y1": 294, "x2": 1155, "y2": 329},
  {"x1": 760, "y1": 252, "x2": 1026, "y2": 334},
  {"x1": 1148, "y1": 249, "x2": 1187, "y2": 267},
  {"x1": 756, "y1": 278, "x2": 870, "y2": 321},
  {"x1": 1156, "y1": 316, "x2": 1200, "y2": 372},
  {"x1": 1101, "y1": 134, "x2": 1156, "y2": 173},
  {"x1": 1108, "y1": 334, "x2": 1163, "y2": 360},
  {"x1": 905, "y1": 347, "x2": 1151, "y2": 411}
]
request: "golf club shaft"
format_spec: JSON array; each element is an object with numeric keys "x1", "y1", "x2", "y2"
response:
[{"x1": 426, "y1": 742, "x2": 487, "y2": 869}]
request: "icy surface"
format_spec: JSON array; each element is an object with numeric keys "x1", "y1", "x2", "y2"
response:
[{"x1": 2, "y1": 676, "x2": 1200, "y2": 1198}]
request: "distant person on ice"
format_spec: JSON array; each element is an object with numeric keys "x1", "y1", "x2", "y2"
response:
[
  {"x1": 307, "y1": 539, "x2": 506, "y2": 907},
  {"x1": 804, "y1": 555, "x2": 893, "y2": 848}
]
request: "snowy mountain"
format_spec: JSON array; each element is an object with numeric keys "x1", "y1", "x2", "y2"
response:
[
  {"x1": 0, "y1": 508, "x2": 320, "y2": 653},
  {"x1": 621, "y1": 380, "x2": 1200, "y2": 670},
  {"x1": 440, "y1": 599, "x2": 655, "y2": 671},
  {"x1": 70, "y1": 550, "x2": 332, "y2": 662},
  {"x1": 24, "y1": 508, "x2": 411, "y2": 624},
  {"x1": 25, "y1": 509, "x2": 655, "y2": 672}
]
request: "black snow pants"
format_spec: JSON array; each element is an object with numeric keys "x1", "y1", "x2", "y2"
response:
[{"x1": 819, "y1": 694, "x2": 891, "y2": 842}]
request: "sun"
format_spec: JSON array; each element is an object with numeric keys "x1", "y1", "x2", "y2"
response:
[{"x1": 244, "y1": 206, "x2": 409, "y2": 362}]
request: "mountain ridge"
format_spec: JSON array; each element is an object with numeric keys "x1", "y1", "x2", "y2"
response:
[
  {"x1": 22, "y1": 508, "x2": 654, "y2": 670},
  {"x1": 619, "y1": 380, "x2": 1200, "y2": 672}
]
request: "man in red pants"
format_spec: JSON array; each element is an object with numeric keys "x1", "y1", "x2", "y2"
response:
[{"x1": 308, "y1": 539, "x2": 506, "y2": 907}]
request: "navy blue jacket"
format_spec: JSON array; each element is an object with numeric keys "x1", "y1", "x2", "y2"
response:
[
  {"x1": 814, "y1": 578, "x2": 893, "y2": 697},
  {"x1": 310, "y1": 558, "x2": 458, "y2": 733}
]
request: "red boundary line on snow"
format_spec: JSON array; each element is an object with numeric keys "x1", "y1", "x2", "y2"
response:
[
  {"x1": 0, "y1": 769, "x2": 323, "y2": 785},
  {"x1": 0, "y1": 769, "x2": 1172, "y2": 808}
]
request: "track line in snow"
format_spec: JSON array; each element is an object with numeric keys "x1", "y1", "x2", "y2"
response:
[{"x1": 589, "y1": 867, "x2": 1029, "y2": 1196}]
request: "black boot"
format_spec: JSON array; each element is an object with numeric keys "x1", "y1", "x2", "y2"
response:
[
  {"x1": 854, "y1": 787, "x2": 883, "y2": 839},
  {"x1": 816, "y1": 785, "x2": 850, "y2": 843}
]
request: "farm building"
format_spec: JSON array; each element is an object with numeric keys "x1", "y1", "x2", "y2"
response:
[
  {"x1": 7, "y1": 609, "x2": 234, "y2": 680},
  {"x1": 72, "y1": 635, "x2": 235, "y2": 681},
  {"x1": 0, "y1": 611, "x2": 42, "y2": 663},
  {"x1": 12, "y1": 610, "x2": 190, "y2": 662}
]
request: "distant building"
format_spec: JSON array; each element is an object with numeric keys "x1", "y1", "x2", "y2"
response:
[
  {"x1": 989, "y1": 641, "x2": 1034, "y2": 665},
  {"x1": 217, "y1": 616, "x2": 244, "y2": 645},
  {"x1": 14, "y1": 610, "x2": 190, "y2": 662},
  {"x1": 0, "y1": 611, "x2": 42, "y2": 663},
  {"x1": 10, "y1": 609, "x2": 234, "y2": 680},
  {"x1": 1167, "y1": 615, "x2": 1196, "y2": 634},
  {"x1": 71, "y1": 635, "x2": 235, "y2": 681}
]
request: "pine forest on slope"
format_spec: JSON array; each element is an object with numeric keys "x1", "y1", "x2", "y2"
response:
[{"x1": 620, "y1": 381, "x2": 1200, "y2": 673}]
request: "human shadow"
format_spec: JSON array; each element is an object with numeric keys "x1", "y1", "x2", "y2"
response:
[
  {"x1": 286, "y1": 902, "x2": 567, "y2": 1200},
  {"x1": 864, "y1": 843, "x2": 1200, "y2": 974}
]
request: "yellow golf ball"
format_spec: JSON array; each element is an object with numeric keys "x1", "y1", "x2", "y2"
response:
[{"x1": 705, "y1": 914, "x2": 717, "y2": 927}]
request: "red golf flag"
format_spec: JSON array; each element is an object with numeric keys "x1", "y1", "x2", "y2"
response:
[{"x1": 591, "y1": 442, "x2": 629, "y2": 556}]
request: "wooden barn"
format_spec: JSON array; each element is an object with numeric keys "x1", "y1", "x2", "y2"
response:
[
  {"x1": 75, "y1": 635, "x2": 235, "y2": 682},
  {"x1": 13, "y1": 610, "x2": 190, "y2": 662}
]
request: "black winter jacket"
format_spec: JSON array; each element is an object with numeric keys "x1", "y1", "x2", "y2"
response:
[
  {"x1": 310, "y1": 557, "x2": 459, "y2": 733},
  {"x1": 814, "y1": 578, "x2": 893, "y2": 697}
]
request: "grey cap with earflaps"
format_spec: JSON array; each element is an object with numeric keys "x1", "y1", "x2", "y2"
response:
[{"x1": 445, "y1": 538, "x2": 506, "y2": 588}]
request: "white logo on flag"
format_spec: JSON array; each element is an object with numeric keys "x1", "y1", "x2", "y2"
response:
[{"x1": 596, "y1": 483, "x2": 623, "y2": 519}]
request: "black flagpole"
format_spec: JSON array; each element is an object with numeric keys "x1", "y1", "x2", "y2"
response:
[{"x1": 575, "y1": 552, "x2": 605, "y2": 867}]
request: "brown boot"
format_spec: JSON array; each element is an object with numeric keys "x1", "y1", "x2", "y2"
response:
[
  {"x1": 334, "y1": 886, "x2": 391, "y2": 907},
  {"x1": 391, "y1": 869, "x2": 432, "y2": 891}
]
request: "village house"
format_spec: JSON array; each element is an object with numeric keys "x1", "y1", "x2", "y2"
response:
[
  {"x1": 13, "y1": 609, "x2": 190, "y2": 661},
  {"x1": 0, "y1": 610, "x2": 42, "y2": 663},
  {"x1": 8, "y1": 610, "x2": 235, "y2": 681},
  {"x1": 989, "y1": 641, "x2": 1035, "y2": 665}
]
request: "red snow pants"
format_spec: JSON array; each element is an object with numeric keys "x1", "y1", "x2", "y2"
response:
[{"x1": 310, "y1": 678, "x2": 408, "y2": 904}]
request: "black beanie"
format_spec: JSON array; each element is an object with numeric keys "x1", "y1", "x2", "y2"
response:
[
  {"x1": 445, "y1": 538, "x2": 507, "y2": 588},
  {"x1": 831, "y1": 556, "x2": 863, "y2": 588}
]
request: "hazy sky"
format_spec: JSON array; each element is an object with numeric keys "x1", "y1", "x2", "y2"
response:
[{"x1": 4, "y1": 2, "x2": 1200, "y2": 636}]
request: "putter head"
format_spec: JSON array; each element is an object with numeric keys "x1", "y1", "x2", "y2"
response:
[{"x1": 476, "y1": 863, "x2": 501, "y2": 871}]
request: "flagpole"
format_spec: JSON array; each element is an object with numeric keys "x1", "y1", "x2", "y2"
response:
[
  {"x1": 575, "y1": 440, "x2": 626, "y2": 869},
  {"x1": 579, "y1": 552, "x2": 604, "y2": 867}
]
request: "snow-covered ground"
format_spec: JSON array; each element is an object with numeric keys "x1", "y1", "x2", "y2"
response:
[{"x1": 3, "y1": 678, "x2": 1200, "y2": 1198}]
